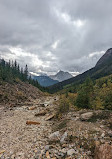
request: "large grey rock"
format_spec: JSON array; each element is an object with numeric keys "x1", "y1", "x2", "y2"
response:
[
  {"x1": 80, "y1": 112, "x2": 93, "y2": 121},
  {"x1": 49, "y1": 131, "x2": 60, "y2": 142}
]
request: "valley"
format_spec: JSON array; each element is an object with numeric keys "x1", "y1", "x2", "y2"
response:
[{"x1": 0, "y1": 49, "x2": 112, "y2": 159}]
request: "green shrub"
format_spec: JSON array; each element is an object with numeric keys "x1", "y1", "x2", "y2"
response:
[
  {"x1": 75, "y1": 91, "x2": 90, "y2": 108},
  {"x1": 59, "y1": 97, "x2": 69, "y2": 113},
  {"x1": 104, "y1": 92, "x2": 112, "y2": 110}
]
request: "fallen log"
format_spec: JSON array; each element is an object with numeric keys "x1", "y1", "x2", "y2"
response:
[{"x1": 26, "y1": 121, "x2": 40, "y2": 125}]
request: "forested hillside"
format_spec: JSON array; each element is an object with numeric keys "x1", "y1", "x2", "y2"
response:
[
  {"x1": 0, "y1": 59, "x2": 46, "y2": 91},
  {"x1": 58, "y1": 75, "x2": 112, "y2": 112},
  {"x1": 0, "y1": 59, "x2": 47, "y2": 106}
]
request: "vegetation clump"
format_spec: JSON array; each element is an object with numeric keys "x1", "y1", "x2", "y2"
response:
[{"x1": 57, "y1": 75, "x2": 112, "y2": 111}]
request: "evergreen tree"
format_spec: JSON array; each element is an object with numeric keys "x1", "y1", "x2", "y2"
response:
[
  {"x1": 75, "y1": 77, "x2": 93, "y2": 108},
  {"x1": 24, "y1": 64, "x2": 28, "y2": 80}
]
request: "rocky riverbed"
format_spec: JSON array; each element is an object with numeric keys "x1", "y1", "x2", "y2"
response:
[{"x1": 0, "y1": 96, "x2": 112, "y2": 159}]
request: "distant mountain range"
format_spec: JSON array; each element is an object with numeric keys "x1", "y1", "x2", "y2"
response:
[
  {"x1": 31, "y1": 75, "x2": 58, "y2": 87},
  {"x1": 31, "y1": 70, "x2": 73, "y2": 87},
  {"x1": 48, "y1": 48, "x2": 112, "y2": 93}
]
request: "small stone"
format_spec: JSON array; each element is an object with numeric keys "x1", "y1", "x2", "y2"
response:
[
  {"x1": 0, "y1": 150, "x2": 5, "y2": 155},
  {"x1": 35, "y1": 110, "x2": 46, "y2": 116},
  {"x1": 100, "y1": 125, "x2": 104, "y2": 128},
  {"x1": 101, "y1": 132, "x2": 105, "y2": 138},
  {"x1": 11, "y1": 154, "x2": 16, "y2": 159},
  {"x1": 62, "y1": 144, "x2": 67, "y2": 148},
  {"x1": 46, "y1": 151, "x2": 50, "y2": 159},
  {"x1": 67, "y1": 149, "x2": 75, "y2": 156},
  {"x1": 28, "y1": 106, "x2": 36, "y2": 110},
  {"x1": 108, "y1": 130, "x2": 112, "y2": 137},
  {"x1": 45, "y1": 145, "x2": 50, "y2": 151},
  {"x1": 60, "y1": 132, "x2": 68, "y2": 144},
  {"x1": 58, "y1": 152, "x2": 64, "y2": 157},
  {"x1": 45, "y1": 114, "x2": 55, "y2": 121},
  {"x1": 49, "y1": 131, "x2": 60, "y2": 142},
  {"x1": 61, "y1": 148, "x2": 67, "y2": 154}
]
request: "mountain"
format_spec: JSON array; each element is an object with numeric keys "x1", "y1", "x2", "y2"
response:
[
  {"x1": 95, "y1": 48, "x2": 112, "y2": 67},
  {"x1": 48, "y1": 48, "x2": 112, "y2": 93},
  {"x1": 50, "y1": 70, "x2": 73, "y2": 82},
  {"x1": 31, "y1": 70, "x2": 72, "y2": 87},
  {"x1": 32, "y1": 75, "x2": 58, "y2": 87}
]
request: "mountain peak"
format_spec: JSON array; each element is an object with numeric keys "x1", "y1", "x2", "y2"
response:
[
  {"x1": 95, "y1": 48, "x2": 112, "y2": 67},
  {"x1": 57, "y1": 70, "x2": 63, "y2": 74},
  {"x1": 50, "y1": 70, "x2": 73, "y2": 82}
]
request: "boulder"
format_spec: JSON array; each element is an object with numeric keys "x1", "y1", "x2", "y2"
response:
[{"x1": 80, "y1": 112, "x2": 93, "y2": 121}]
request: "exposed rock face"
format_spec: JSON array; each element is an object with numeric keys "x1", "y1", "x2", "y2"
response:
[
  {"x1": 94, "y1": 143, "x2": 112, "y2": 159},
  {"x1": 80, "y1": 112, "x2": 93, "y2": 121},
  {"x1": 95, "y1": 48, "x2": 112, "y2": 67}
]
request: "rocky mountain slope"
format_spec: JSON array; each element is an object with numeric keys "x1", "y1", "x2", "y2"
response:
[
  {"x1": 96, "y1": 48, "x2": 112, "y2": 67},
  {"x1": 50, "y1": 70, "x2": 73, "y2": 82},
  {"x1": 0, "y1": 80, "x2": 43, "y2": 107},
  {"x1": 48, "y1": 48, "x2": 112, "y2": 93}
]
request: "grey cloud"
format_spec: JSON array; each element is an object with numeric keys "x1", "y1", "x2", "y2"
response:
[{"x1": 0, "y1": 0, "x2": 112, "y2": 74}]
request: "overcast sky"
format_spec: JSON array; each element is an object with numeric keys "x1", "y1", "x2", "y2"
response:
[{"x1": 0, "y1": 0, "x2": 112, "y2": 75}]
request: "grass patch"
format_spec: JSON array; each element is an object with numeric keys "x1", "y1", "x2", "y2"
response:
[{"x1": 53, "y1": 120, "x2": 68, "y2": 131}]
